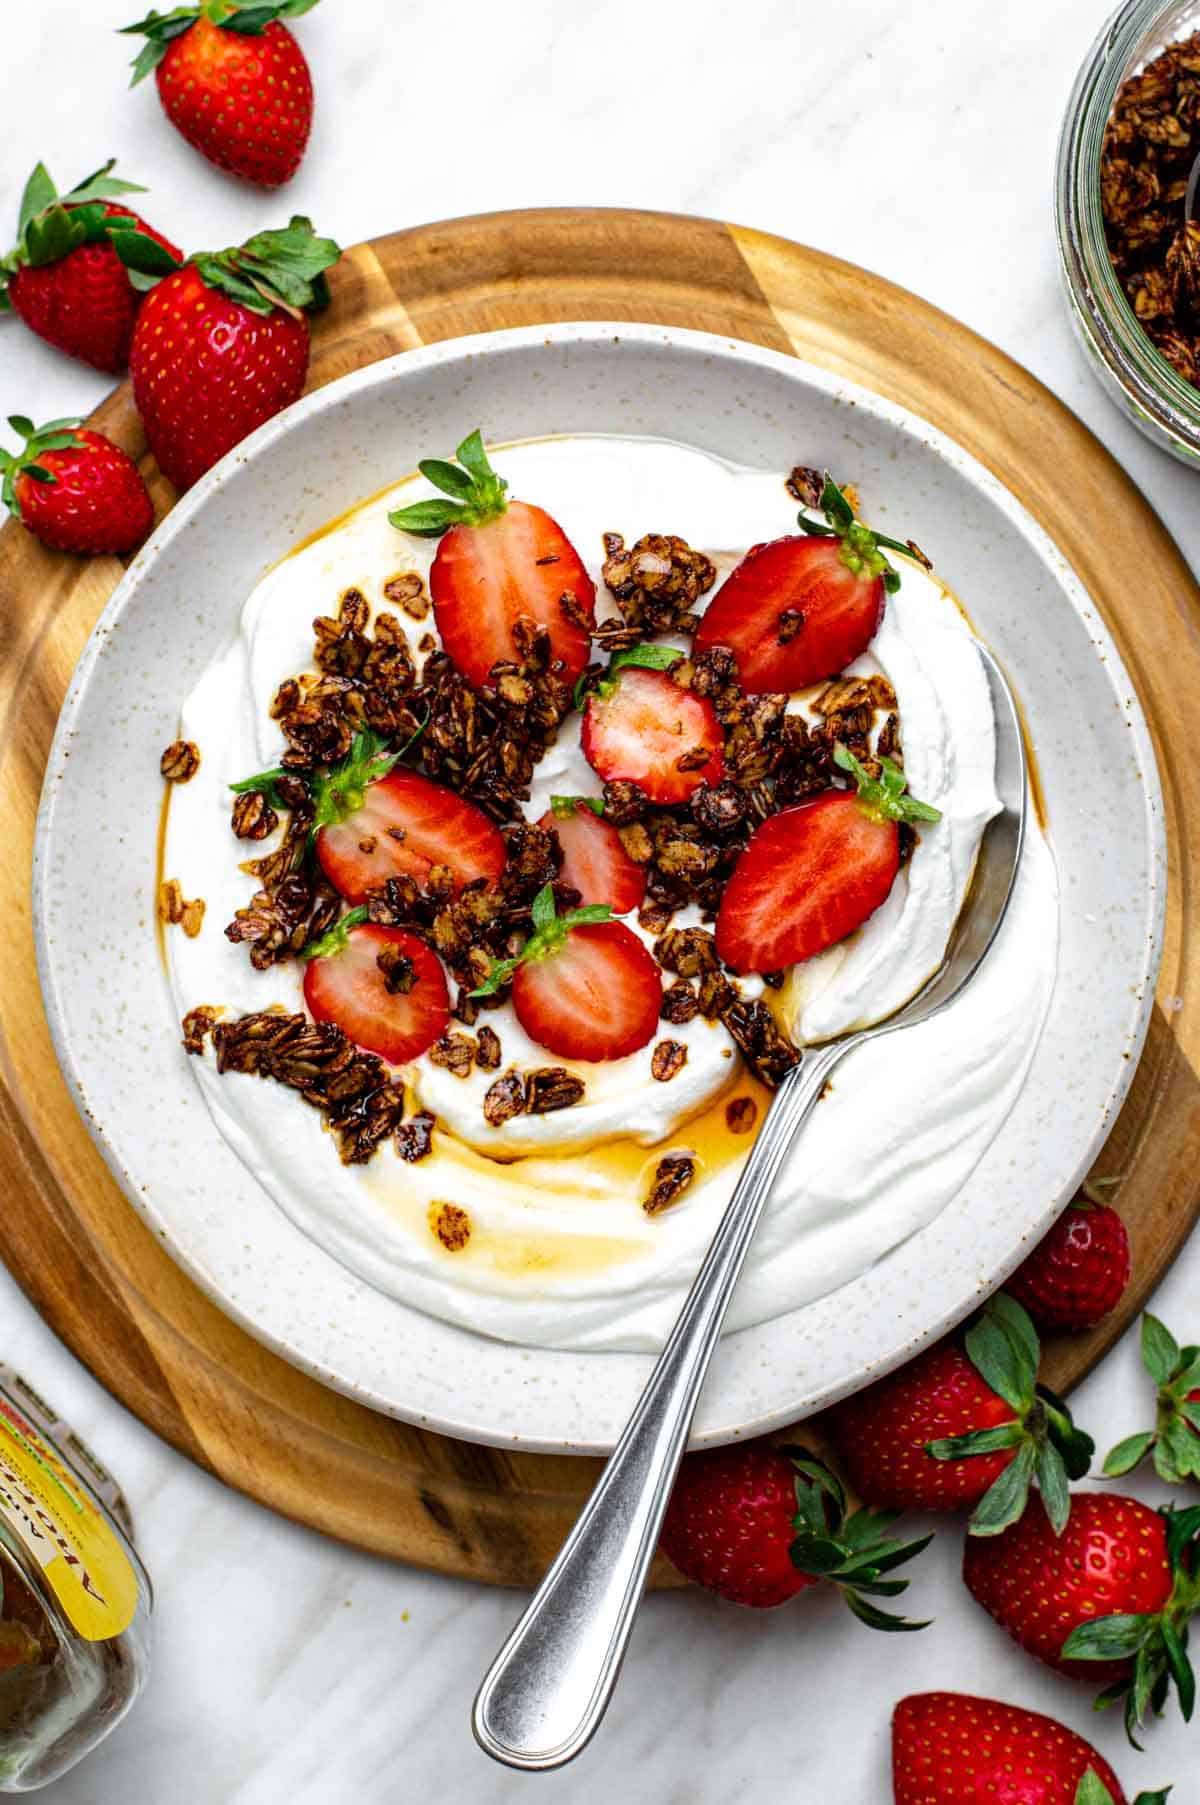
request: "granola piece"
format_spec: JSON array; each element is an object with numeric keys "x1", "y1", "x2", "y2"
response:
[
  {"x1": 160, "y1": 739, "x2": 200, "y2": 782},
  {"x1": 333, "y1": 1078, "x2": 407, "y2": 1164},
  {"x1": 226, "y1": 868, "x2": 338, "y2": 971},
  {"x1": 313, "y1": 587, "x2": 371, "y2": 678},
  {"x1": 157, "y1": 878, "x2": 184, "y2": 925},
  {"x1": 430, "y1": 1202, "x2": 471, "y2": 1252},
  {"x1": 691, "y1": 781, "x2": 748, "y2": 836},
  {"x1": 776, "y1": 609, "x2": 804, "y2": 644},
  {"x1": 365, "y1": 874, "x2": 423, "y2": 925},
  {"x1": 181, "y1": 1004, "x2": 221, "y2": 1055},
  {"x1": 181, "y1": 897, "x2": 206, "y2": 938},
  {"x1": 483, "y1": 1070, "x2": 526, "y2": 1125},
  {"x1": 1169, "y1": 219, "x2": 1200, "y2": 321},
  {"x1": 526, "y1": 1068, "x2": 586, "y2": 1113},
  {"x1": 601, "y1": 779, "x2": 648, "y2": 825},
  {"x1": 429, "y1": 1032, "x2": 477, "y2": 1078},
  {"x1": 383, "y1": 570, "x2": 430, "y2": 620},
  {"x1": 785, "y1": 464, "x2": 825, "y2": 508},
  {"x1": 697, "y1": 968, "x2": 738, "y2": 1020},
  {"x1": 651, "y1": 1039, "x2": 688, "y2": 1082},
  {"x1": 601, "y1": 531, "x2": 716, "y2": 634},
  {"x1": 638, "y1": 897, "x2": 676, "y2": 935},
  {"x1": 720, "y1": 997, "x2": 800, "y2": 1089},
  {"x1": 660, "y1": 980, "x2": 699, "y2": 1024},
  {"x1": 644, "y1": 1153, "x2": 696, "y2": 1216},
  {"x1": 397, "y1": 1111, "x2": 436, "y2": 1161},
  {"x1": 617, "y1": 821, "x2": 654, "y2": 864},
  {"x1": 654, "y1": 926, "x2": 719, "y2": 978},
  {"x1": 231, "y1": 790, "x2": 279, "y2": 841},
  {"x1": 475, "y1": 1024, "x2": 502, "y2": 1070},
  {"x1": 725, "y1": 1095, "x2": 758, "y2": 1135}
]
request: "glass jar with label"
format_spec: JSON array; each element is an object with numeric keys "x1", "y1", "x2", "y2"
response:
[{"x1": 0, "y1": 1364, "x2": 151, "y2": 1792}]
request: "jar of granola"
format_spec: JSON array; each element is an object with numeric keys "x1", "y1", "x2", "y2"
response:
[
  {"x1": 1057, "y1": 0, "x2": 1200, "y2": 463},
  {"x1": 0, "y1": 1365, "x2": 151, "y2": 1791}
]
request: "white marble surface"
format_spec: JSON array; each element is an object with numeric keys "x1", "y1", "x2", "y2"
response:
[{"x1": 2, "y1": 0, "x2": 1198, "y2": 1797}]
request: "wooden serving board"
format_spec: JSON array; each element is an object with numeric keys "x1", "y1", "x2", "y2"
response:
[{"x1": 2, "y1": 208, "x2": 1198, "y2": 1589}]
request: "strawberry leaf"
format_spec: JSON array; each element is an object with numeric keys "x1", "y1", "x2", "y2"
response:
[
  {"x1": 833, "y1": 743, "x2": 941, "y2": 828},
  {"x1": 468, "y1": 882, "x2": 613, "y2": 998},
  {"x1": 578, "y1": 641, "x2": 684, "y2": 709},
  {"x1": 797, "y1": 472, "x2": 914, "y2": 594},
  {"x1": 299, "y1": 904, "x2": 368, "y2": 962},
  {"x1": 549, "y1": 794, "x2": 605, "y2": 818},
  {"x1": 387, "y1": 499, "x2": 466, "y2": 537},
  {"x1": 189, "y1": 217, "x2": 340, "y2": 318},
  {"x1": 967, "y1": 1439, "x2": 1039, "y2": 1536},
  {"x1": 1076, "y1": 1773, "x2": 1117, "y2": 1805},
  {"x1": 311, "y1": 730, "x2": 400, "y2": 835},
  {"x1": 61, "y1": 160, "x2": 147, "y2": 207},
  {"x1": 110, "y1": 228, "x2": 181, "y2": 278},
  {"x1": 1064, "y1": 1614, "x2": 1157, "y2": 1662},
  {"x1": 1104, "y1": 1431, "x2": 1155, "y2": 1478},
  {"x1": 389, "y1": 429, "x2": 508, "y2": 537},
  {"x1": 1143, "y1": 1313, "x2": 1181, "y2": 1387},
  {"x1": 17, "y1": 164, "x2": 57, "y2": 237},
  {"x1": 1034, "y1": 1441, "x2": 1071, "y2": 1537},
  {"x1": 1161, "y1": 1618, "x2": 1194, "y2": 1720},
  {"x1": 965, "y1": 1296, "x2": 1037, "y2": 1413}
]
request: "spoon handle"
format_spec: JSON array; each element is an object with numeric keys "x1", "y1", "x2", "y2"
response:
[{"x1": 472, "y1": 1037, "x2": 850, "y2": 1771}]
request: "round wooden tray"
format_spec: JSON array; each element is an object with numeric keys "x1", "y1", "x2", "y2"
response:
[{"x1": 2, "y1": 209, "x2": 1197, "y2": 1588}]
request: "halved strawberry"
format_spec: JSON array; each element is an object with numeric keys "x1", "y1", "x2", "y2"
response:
[
  {"x1": 715, "y1": 746, "x2": 940, "y2": 974},
  {"x1": 537, "y1": 796, "x2": 645, "y2": 913},
  {"x1": 389, "y1": 430, "x2": 595, "y2": 689},
  {"x1": 581, "y1": 658, "x2": 723, "y2": 804},
  {"x1": 302, "y1": 915, "x2": 449, "y2": 1065},
  {"x1": 693, "y1": 475, "x2": 910, "y2": 694},
  {"x1": 472, "y1": 884, "x2": 661, "y2": 1062},
  {"x1": 276, "y1": 733, "x2": 506, "y2": 905}
]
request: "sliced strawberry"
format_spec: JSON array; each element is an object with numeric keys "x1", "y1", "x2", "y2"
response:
[
  {"x1": 715, "y1": 746, "x2": 940, "y2": 974},
  {"x1": 514, "y1": 922, "x2": 661, "y2": 1061},
  {"x1": 389, "y1": 431, "x2": 595, "y2": 689},
  {"x1": 316, "y1": 767, "x2": 506, "y2": 905},
  {"x1": 303, "y1": 918, "x2": 449, "y2": 1066},
  {"x1": 471, "y1": 884, "x2": 661, "y2": 1062},
  {"x1": 581, "y1": 666, "x2": 723, "y2": 804},
  {"x1": 693, "y1": 475, "x2": 910, "y2": 694},
  {"x1": 537, "y1": 798, "x2": 645, "y2": 913}
]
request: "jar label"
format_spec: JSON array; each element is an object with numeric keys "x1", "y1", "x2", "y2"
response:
[{"x1": 0, "y1": 1396, "x2": 138, "y2": 1641}]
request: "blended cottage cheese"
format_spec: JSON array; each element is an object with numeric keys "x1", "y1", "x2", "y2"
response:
[{"x1": 164, "y1": 435, "x2": 1060, "y2": 1352}]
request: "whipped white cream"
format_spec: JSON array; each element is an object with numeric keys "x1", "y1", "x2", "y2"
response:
[{"x1": 165, "y1": 435, "x2": 1059, "y2": 1352}]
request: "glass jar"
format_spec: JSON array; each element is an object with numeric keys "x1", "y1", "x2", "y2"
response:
[
  {"x1": 1056, "y1": 0, "x2": 1200, "y2": 464},
  {"x1": 0, "y1": 1366, "x2": 151, "y2": 1792}
]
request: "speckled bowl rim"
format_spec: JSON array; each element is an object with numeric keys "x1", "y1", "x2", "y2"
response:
[{"x1": 32, "y1": 323, "x2": 1165, "y2": 1453}]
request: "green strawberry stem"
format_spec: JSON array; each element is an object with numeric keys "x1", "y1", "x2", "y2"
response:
[
  {"x1": 121, "y1": 1, "x2": 321, "y2": 84},
  {"x1": 572, "y1": 641, "x2": 683, "y2": 711},
  {"x1": 549, "y1": 795, "x2": 605, "y2": 818},
  {"x1": 1104, "y1": 1314, "x2": 1200, "y2": 1485},
  {"x1": 116, "y1": 215, "x2": 340, "y2": 316},
  {"x1": 0, "y1": 415, "x2": 86, "y2": 520},
  {"x1": 925, "y1": 1292, "x2": 1094, "y2": 1537},
  {"x1": 1076, "y1": 1775, "x2": 1172, "y2": 1805},
  {"x1": 1063, "y1": 1502, "x2": 1200, "y2": 1745},
  {"x1": 469, "y1": 882, "x2": 613, "y2": 998},
  {"x1": 388, "y1": 429, "x2": 510, "y2": 538},
  {"x1": 0, "y1": 159, "x2": 163, "y2": 308},
  {"x1": 833, "y1": 742, "x2": 942, "y2": 827},
  {"x1": 796, "y1": 473, "x2": 915, "y2": 594},
  {"x1": 781, "y1": 1448, "x2": 931, "y2": 1631},
  {"x1": 230, "y1": 717, "x2": 427, "y2": 860},
  {"x1": 299, "y1": 904, "x2": 368, "y2": 962}
]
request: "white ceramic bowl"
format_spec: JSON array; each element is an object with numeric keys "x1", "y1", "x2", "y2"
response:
[{"x1": 33, "y1": 324, "x2": 1164, "y2": 1452}]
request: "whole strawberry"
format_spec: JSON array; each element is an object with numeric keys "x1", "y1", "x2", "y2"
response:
[
  {"x1": 0, "y1": 417, "x2": 153, "y2": 555},
  {"x1": 1105, "y1": 1313, "x2": 1200, "y2": 1485},
  {"x1": 1007, "y1": 1184, "x2": 1132, "y2": 1332},
  {"x1": 892, "y1": 1692, "x2": 1170, "y2": 1804},
  {"x1": 660, "y1": 1442, "x2": 931, "y2": 1626},
  {"x1": 123, "y1": 216, "x2": 340, "y2": 491},
  {"x1": 121, "y1": 1, "x2": 320, "y2": 188},
  {"x1": 827, "y1": 1293, "x2": 1094, "y2": 1536},
  {"x1": 0, "y1": 160, "x2": 180, "y2": 372},
  {"x1": 963, "y1": 1492, "x2": 1200, "y2": 1742}
]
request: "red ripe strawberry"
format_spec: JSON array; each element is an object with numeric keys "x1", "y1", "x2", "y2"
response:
[
  {"x1": 303, "y1": 915, "x2": 448, "y2": 1065},
  {"x1": 892, "y1": 1692, "x2": 1166, "y2": 1805},
  {"x1": 389, "y1": 431, "x2": 595, "y2": 691},
  {"x1": 537, "y1": 797, "x2": 645, "y2": 913},
  {"x1": 315, "y1": 768, "x2": 506, "y2": 905},
  {"x1": 126, "y1": 216, "x2": 340, "y2": 491},
  {"x1": 1104, "y1": 1313, "x2": 1200, "y2": 1487},
  {"x1": 828, "y1": 1293, "x2": 1093, "y2": 1535},
  {"x1": 963, "y1": 1492, "x2": 1200, "y2": 1741},
  {"x1": 0, "y1": 160, "x2": 180, "y2": 372},
  {"x1": 472, "y1": 884, "x2": 660, "y2": 1062},
  {"x1": 660, "y1": 1442, "x2": 931, "y2": 1624},
  {"x1": 121, "y1": 2, "x2": 319, "y2": 189},
  {"x1": 1007, "y1": 1186, "x2": 1132, "y2": 1332},
  {"x1": 715, "y1": 744, "x2": 939, "y2": 974},
  {"x1": 1, "y1": 417, "x2": 152, "y2": 556},
  {"x1": 693, "y1": 473, "x2": 908, "y2": 693},
  {"x1": 581, "y1": 659, "x2": 723, "y2": 804}
]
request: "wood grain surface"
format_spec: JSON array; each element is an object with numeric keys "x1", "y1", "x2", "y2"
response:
[{"x1": 1, "y1": 208, "x2": 1196, "y2": 1587}]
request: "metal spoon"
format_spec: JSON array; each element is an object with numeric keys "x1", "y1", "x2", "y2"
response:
[{"x1": 473, "y1": 642, "x2": 1027, "y2": 1772}]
